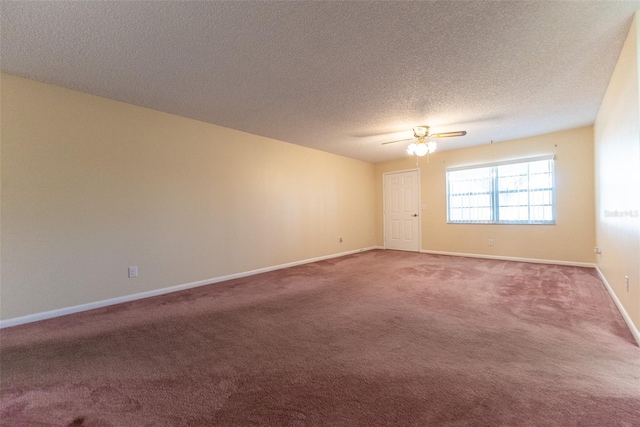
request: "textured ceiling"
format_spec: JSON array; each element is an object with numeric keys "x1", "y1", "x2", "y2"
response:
[{"x1": 2, "y1": 1, "x2": 639, "y2": 163}]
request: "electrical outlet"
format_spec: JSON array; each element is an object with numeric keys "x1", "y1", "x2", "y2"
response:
[
  {"x1": 339, "y1": 237, "x2": 343, "y2": 243},
  {"x1": 488, "y1": 239, "x2": 494, "y2": 246},
  {"x1": 128, "y1": 266, "x2": 138, "y2": 278},
  {"x1": 625, "y1": 276, "x2": 630, "y2": 292}
]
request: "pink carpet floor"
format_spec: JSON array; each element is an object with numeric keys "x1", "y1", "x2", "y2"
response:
[{"x1": 1, "y1": 250, "x2": 639, "y2": 426}]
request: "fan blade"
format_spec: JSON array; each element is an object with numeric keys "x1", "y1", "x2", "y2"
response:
[
  {"x1": 431, "y1": 130, "x2": 467, "y2": 138},
  {"x1": 381, "y1": 138, "x2": 413, "y2": 146}
]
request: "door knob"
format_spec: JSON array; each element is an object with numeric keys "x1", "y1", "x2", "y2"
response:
[{"x1": 412, "y1": 214, "x2": 418, "y2": 217}]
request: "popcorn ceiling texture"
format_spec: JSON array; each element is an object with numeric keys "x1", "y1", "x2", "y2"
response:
[{"x1": 1, "y1": 1, "x2": 639, "y2": 162}]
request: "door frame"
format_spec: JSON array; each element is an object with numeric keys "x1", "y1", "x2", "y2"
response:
[{"x1": 382, "y1": 168, "x2": 422, "y2": 252}]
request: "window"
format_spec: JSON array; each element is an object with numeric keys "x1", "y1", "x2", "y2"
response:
[{"x1": 447, "y1": 155, "x2": 555, "y2": 224}]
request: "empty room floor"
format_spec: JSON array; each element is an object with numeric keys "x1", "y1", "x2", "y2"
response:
[{"x1": 1, "y1": 250, "x2": 639, "y2": 426}]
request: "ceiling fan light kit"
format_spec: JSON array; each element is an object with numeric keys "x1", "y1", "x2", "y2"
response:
[
  {"x1": 406, "y1": 126, "x2": 435, "y2": 157},
  {"x1": 407, "y1": 139, "x2": 436, "y2": 156},
  {"x1": 381, "y1": 125, "x2": 467, "y2": 160}
]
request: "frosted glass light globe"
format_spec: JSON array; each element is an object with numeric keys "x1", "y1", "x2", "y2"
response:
[
  {"x1": 414, "y1": 143, "x2": 429, "y2": 156},
  {"x1": 427, "y1": 140, "x2": 437, "y2": 153}
]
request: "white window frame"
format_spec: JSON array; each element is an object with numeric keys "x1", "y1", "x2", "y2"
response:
[{"x1": 446, "y1": 155, "x2": 556, "y2": 225}]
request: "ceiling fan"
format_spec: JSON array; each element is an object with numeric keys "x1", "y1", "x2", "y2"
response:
[{"x1": 382, "y1": 126, "x2": 467, "y2": 157}]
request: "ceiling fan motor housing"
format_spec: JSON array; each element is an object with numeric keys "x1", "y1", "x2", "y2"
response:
[{"x1": 413, "y1": 126, "x2": 430, "y2": 138}]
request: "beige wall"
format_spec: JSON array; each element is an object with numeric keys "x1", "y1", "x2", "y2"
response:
[
  {"x1": 375, "y1": 126, "x2": 596, "y2": 263},
  {"x1": 0, "y1": 73, "x2": 376, "y2": 320},
  {"x1": 594, "y1": 15, "x2": 640, "y2": 330}
]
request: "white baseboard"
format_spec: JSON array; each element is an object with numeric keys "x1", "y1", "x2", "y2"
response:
[
  {"x1": 419, "y1": 249, "x2": 596, "y2": 268},
  {"x1": 595, "y1": 266, "x2": 640, "y2": 347},
  {"x1": 0, "y1": 246, "x2": 379, "y2": 329}
]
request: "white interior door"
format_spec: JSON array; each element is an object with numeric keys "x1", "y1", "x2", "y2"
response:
[{"x1": 384, "y1": 170, "x2": 420, "y2": 252}]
